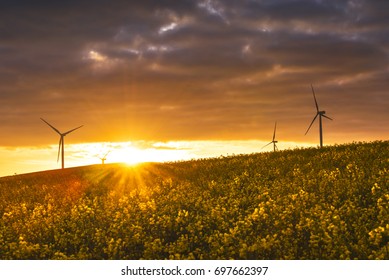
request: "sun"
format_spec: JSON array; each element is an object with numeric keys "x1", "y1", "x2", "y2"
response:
[
  {"x1": 78, "y1": 141, "x2": 193, "y2": 167},
  {"x1": 107, "y1": 142, "x2": 192, "y2": 165},
  {"x1": 75, "y1": 142, "x2": 146, "y2": 166},
  {"x1": 110, "y1": 146, "x2": 146, "y2": 165}
]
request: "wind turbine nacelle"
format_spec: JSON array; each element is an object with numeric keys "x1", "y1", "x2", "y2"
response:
[
  {"x1": 319, "y1": 110, "x2": 326, "y2": 115},
  {"x1": 274, "y1": 141, "x2": 278, "y2": 143}
]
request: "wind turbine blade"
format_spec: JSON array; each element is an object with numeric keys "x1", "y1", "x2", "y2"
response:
[
  {"x1": 57, "y1": 137, "x2": 62, "y2": 162},
  {"x1": 261, "y1": 141, "x2": 273, "y2": 149},
  {"x1": 311, "y1": 84, "x2": 319, "y2": 112},
  {"x1": 322, "y1": 114, "x2": 333, "y2": 121},
  {"x1": 63, "y1": 125, "x2": 83, "y2": 136},
  {"x1": 41, "y1": 118, "x2": 61, "y2": 135},
  {"x1": 305, "y1": 113, "x2": 318, "y2": 135},
  {"x1": 272, "y1": 121, "x2": 277, "y2": 141},
  {"x1": 104, "y1": 150, "x2": 110, "y2": 158}
]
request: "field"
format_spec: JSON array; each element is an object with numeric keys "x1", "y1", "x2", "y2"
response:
[{"x1": 0, "y1": 141, "x2": 388, "y2": 260}]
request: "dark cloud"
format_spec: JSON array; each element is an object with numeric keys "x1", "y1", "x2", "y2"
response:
[{"x1": 0, "y1": 0, "x2": 388, "y2": 146}]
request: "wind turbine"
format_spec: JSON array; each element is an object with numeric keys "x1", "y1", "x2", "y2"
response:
[
  {"x1": 98, "y1": 151, "x2": 110, "y2": 165},
  {"x1": 40, "y1": 118, "x2": 83, "y2": 169},
  {"x1": 305, "y1": 85, "x2": 333, "y2": 148},
  {"x1": 262, "y1": 121, "x2": 278, "y2": 152}
]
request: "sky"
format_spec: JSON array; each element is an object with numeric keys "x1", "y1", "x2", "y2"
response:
[{"x1": 0, "y1": 0, "x2": 388, "y2": 176}]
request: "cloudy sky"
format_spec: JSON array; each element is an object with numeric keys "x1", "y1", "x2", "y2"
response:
[{"x1": 0, "y1": 0, "x2": 388, "y2": 174}]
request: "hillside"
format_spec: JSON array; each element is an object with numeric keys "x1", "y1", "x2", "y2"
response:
[{"x1": 0, "y1": 141, "x2": 388, "y2": 259}]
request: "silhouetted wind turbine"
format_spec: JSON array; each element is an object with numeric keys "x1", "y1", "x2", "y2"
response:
[
  {"x1": 262, "y1": 121, "x2": 278, "y2": 152},
  {"x1": 305, "y1": 85, "x2": 333, "y2": 148},
  {"x1": 98, "y1": 151, "x2": 110, "y2": 165},
  {"x1": 40, "y1": 118, "x2": 83, "y2": 169}
]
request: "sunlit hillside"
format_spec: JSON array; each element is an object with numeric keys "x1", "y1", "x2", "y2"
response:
[{"x1": 0, "y1": 141, "x2": 388, "y2": 260}]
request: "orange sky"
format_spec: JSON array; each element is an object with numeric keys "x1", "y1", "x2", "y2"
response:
[{"x1": 0, "y1": 1, "x2": 388, "y2": 176}]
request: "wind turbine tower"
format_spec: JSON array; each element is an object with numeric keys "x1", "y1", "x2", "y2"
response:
[
  {"x1": 99, "y1": 151, "x2": 110, "y2": 165},
  {"x1": 41, "y1": 118, "x2": 83, "y2": 169},
  {"x1": 262, "y1": 121, "x2": 278, "y2": 152},
  {"x1": 305, "y1": 85, "x2": 333, "y2": 148}
]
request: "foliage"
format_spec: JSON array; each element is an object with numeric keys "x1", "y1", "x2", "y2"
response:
[{"x1": 0, "y1": 141, "x2": 388, "y2": 259}]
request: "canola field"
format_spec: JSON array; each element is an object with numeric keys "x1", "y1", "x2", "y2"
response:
[{"x1": 0, "y1": 141, "x2": 388, "y2": 259}]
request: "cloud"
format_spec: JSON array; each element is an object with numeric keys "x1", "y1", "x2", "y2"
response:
[{"x1": 0, "y1": 0, "x2": 388, "y2": 146}]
